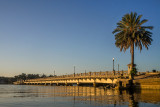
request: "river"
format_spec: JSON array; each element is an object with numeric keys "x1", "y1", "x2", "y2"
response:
[{"x1": 0, "y1": 85, "x2": 160, "y2": 107}]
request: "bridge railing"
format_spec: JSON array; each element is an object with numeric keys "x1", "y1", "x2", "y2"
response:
[{"x1": 24, "y1": 71, "x2": 128, "y2": 82}]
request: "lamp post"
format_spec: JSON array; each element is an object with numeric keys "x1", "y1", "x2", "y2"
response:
[
  {"x1": 74, "y1": 66, "x2": 75, "y2": 77},
  {"x1": 113, "y1": 58, "x2": 115, "y2": 71},
  {"x1": 53, "y1": 66, "x2": 55, "y2": 76},
  {"x1": 118, "y1": 64, "x2": 119, "y2": 71}
]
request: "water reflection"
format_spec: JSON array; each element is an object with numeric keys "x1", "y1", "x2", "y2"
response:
[
  {"x1": 0, "y1": 85, "x2": 160, "y2": 107},
  {"x1": 48, "y1": 86, "x2": 160, "y2": 106},
  {"x1": 127, "y1": 90, "x2": 139, "y2": 107}
]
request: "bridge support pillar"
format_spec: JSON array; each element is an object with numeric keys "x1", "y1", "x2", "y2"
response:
[
  {"x1": 93, "y1": 82, "x2": 97, "y2": 87},
  {"x1": 77, "y1": 82, "x2": 80, "y2": 86},
  {"x1": 116, "y1": 81, "x2": 122, "y2": 89},
  {"x1": 65, "y1": 83, "x2": 68, "y2": 86}
]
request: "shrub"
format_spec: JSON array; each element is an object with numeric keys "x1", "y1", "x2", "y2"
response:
[{"x1": 130, "y1": 67, "x2": 137, "y2": 75}]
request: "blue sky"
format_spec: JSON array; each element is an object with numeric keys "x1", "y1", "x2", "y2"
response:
[{"x1": 0, "y1": 0, "x2": 160, "y2": 77}]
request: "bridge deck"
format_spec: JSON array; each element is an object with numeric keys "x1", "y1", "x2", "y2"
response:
[{"x1": 14, "y1": 71, "x2": 129, "y2": 86}]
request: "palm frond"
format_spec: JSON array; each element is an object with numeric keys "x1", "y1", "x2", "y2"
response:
[{"x1": 113, "y1": 12, "x2": 153, "y2": 53}]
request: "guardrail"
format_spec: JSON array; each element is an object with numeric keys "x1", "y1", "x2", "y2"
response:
[{"x1": 25, "y1": 71, "x2": 128, "y2": 82}]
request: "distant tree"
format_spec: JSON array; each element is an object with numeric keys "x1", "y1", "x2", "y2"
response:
[
  {"x1": 14, "y1": 73, "x2": 41, "y2": 80},
  {"x1": 14, "y1": 73, "x2": 48, "y2": 80},
  {"x1": 41, "y1": 74, "x2": 47, "y2": 78},
  {"x1": 14, "y1": 73, "x2": 27, "y2": 80},
  {"x1": 49, "y1": 74, "x2": 53, "y2": 77},
  {"x1": 27, "y1": 74, "x2": 40, "y2": 79},
  {"x1": 113, "y1": 12, "x2": 153, "y2": 69},
  {"x1": 152, "y1": 69, "x2": 156, "y2": 72},
  {"x1": 0, "y1": 77, "x2": 16, "y2": 84}
]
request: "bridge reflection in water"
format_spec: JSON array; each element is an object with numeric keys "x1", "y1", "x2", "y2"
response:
[{"x1": 32, "y1": 86, "x2": 160, "y2": 107}]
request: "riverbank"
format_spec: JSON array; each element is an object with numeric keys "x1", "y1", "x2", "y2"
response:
[{"x1": 116, "y1": 72, "x2": 160, "y2": 90}]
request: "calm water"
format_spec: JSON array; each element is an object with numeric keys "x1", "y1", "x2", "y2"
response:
[{"x1": 0, "y1": 85, "x2": 160, "y2": 107}]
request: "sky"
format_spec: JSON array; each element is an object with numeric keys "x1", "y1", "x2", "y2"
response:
[{"x1": 0, "y1": 0, "x2": 160, "y2": 77}]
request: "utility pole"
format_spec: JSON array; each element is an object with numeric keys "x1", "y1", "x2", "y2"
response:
[
  {"x1": 118, "y1": 64, "x2": 119, "y2": 71},
  {"x1": 74, "y1": 66, "x2": 75, "y2": 74}
]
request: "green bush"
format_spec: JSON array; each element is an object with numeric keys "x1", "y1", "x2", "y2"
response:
[{"x1": 130, "y1": 67, "x2": 137, "y2": 75}]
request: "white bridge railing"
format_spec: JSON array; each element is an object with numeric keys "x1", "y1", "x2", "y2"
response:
[{"x1": 25, "y1": 71, "x2": 128, "y2": 82}]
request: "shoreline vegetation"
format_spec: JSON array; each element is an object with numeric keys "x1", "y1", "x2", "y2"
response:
[{"x1": 0, "y1": 73, "x2": 55, "y2": 84}]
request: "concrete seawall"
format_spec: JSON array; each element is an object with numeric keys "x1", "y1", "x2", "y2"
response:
[
  {"x1": 133, "y1": 78, "x2": 160, "y2": 90},
  {"x1": 115, "y1": 72, "x2": 160, "y2": 90}
]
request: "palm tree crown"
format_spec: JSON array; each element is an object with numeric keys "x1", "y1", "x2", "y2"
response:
[{"x1": 113, "y1": 12, "x2": 153, "y2": 67}]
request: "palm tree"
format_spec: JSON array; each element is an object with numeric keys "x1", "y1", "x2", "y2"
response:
[{"x1": 113, "y1": 12, "x2": 153, "y2": 71}]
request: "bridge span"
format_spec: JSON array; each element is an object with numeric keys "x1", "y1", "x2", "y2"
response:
[{"x1": 14, "y1": 71, "x2": 129, "y2": 87}]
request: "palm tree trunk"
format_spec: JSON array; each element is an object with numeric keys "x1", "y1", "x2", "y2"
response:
[{"x1": 131, "y1": 43, "x2": 134, "y2": 67}]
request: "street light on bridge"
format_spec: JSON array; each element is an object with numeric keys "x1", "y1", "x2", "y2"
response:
[
  {"x1": 118, "y1": 64, "x2": 119, "y2": 71},
  {"x1": 74, "y1": 66, "x2": 75, "y2": 74}
]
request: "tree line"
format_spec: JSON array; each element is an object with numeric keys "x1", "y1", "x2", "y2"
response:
[{"x1": 0, "y1": 73, "x2": 56, "y2": 84}]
